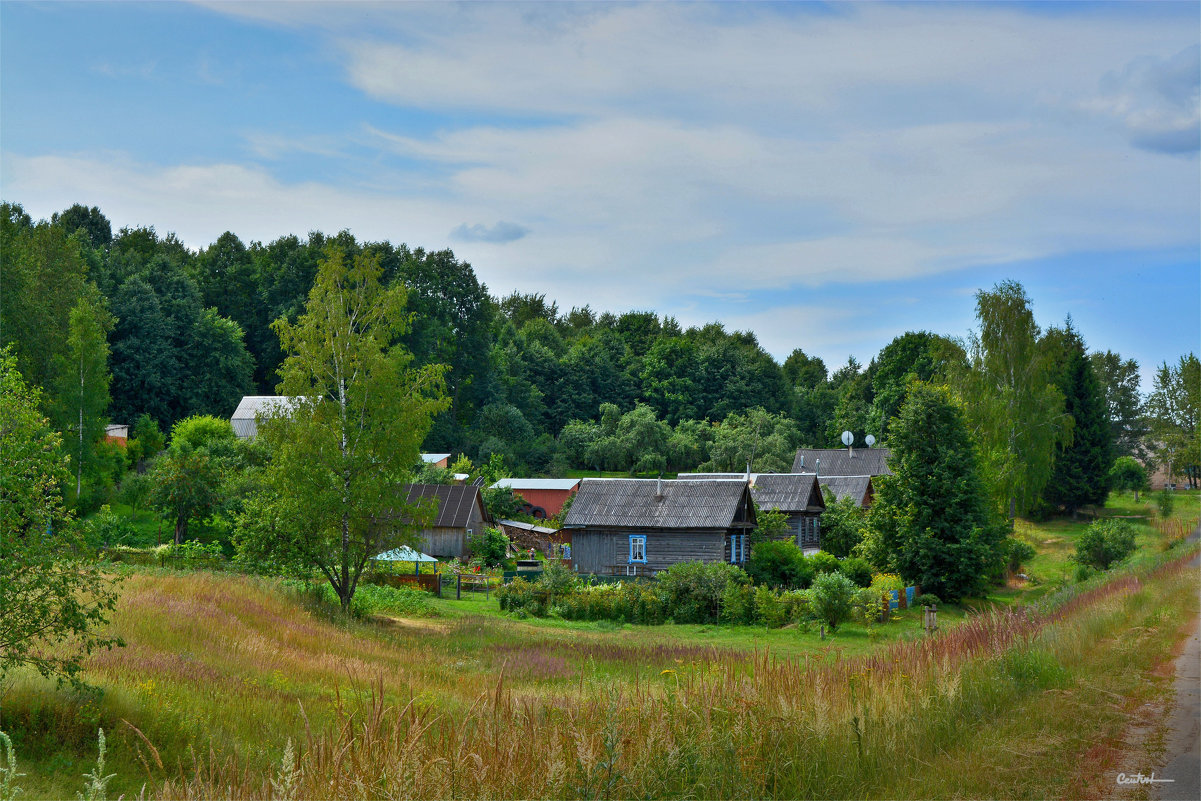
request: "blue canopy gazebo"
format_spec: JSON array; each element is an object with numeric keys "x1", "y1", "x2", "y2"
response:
[{"x1": 373, "y1": 545, "x2": 439, "y2": 575}]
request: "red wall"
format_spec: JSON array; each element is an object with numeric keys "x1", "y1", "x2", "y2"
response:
[{"x1": 513, "y1": 488, "x2": 577, "y2": 518}]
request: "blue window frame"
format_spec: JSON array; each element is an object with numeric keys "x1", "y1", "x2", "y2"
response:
[{"x1": 629, "y1": 535, "x2": 647, "y2": 563}]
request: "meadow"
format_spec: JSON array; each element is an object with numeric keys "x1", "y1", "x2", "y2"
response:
[{"x1": 4, "y1": 494, "x2": 1197, "y2": 799}]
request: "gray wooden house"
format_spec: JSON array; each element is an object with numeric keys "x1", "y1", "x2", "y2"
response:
[
  {"x1": 404, "y1": 484, "x2": 491, "y2": 559},
  {"x1": 562, "y1": 478, "x2": 756, "y2": 576},
  {"x1": 792, "y1": 447, "x2": 892, "y2": 477},
  {"x1": 684, "y1": 472, "x2": 826, "y2": 552}
]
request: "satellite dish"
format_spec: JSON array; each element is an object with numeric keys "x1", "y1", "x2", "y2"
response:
[
  {"x1": 841, "y1": 430, "x2": 854, "y2": 446},
  {"x1": 865, "y1": 434, "x2": 876, "y2": 448}
]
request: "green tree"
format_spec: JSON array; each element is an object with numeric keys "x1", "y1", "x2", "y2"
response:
[
  {"x1": 49, "y1": 292, "x2": 114, "y2": 501},
  {"x1": 0, "y1": 350, "x2": 122, "y2": 686},
  {"x1": 1074, "y1": 518, "x2": 1136, "y2": 571},
  {"x1": 251, "y1": 246, "x2": 448, "y2": 612},
  {"x1": 870, "y1": 382, "x2": 1006, "y2": 601},
  {"x1": 705, "y1": 407, "x2": 799, "y2": 472},
  {"x1": 1107, "y1": 456, "x2": 1148, "y2": 501},
  {"x1": 954, "y1": 280, "x2": 1071, "y2": 518},
  {"x1": 809, "y1": 571, "x2": 856, "y2": 631},
  {"x1": 1147, "y1": 354, "x2": 1200, "y2": 490},
  {"x1": 819, "y1": 493, "x2": 866, "y2": 558},
  {"x1": 148, "y1": 442, "x2": 222, "y2": 544},
  {"x1": 1089, "y1": 350, "x2": 1147, "y2": 460},
  {"x1": 184, "y1": 309, "x2": 256, "y2": 418},
  {"x1": 1042, "y1": 321, "x2": 1111, "y2": 517},
  {"x1": 870, "y1": 332, "x2": 965, "y2": 438}
]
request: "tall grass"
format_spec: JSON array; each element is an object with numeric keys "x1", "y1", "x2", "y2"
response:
[{"x1": 102, "y1": 544, "x2": 1198, "y2": 800}]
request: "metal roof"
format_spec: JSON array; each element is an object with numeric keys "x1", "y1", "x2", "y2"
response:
[
  {"x1": 374, "y1": 546, "x2": 438, "y2": 562},
  {"x1": 404, "y1": 484, "x2": 489, "y2": 528},
  {"x1": 563, "y1": 478, "x2": 754, "y2": 530},
  {"x1": 421, "y1": 453, "x2": 452, "y2": 463},
  {"x1": 230, "y1": 395, "x2": 300, "y2": 439},
  {"x1": 791, "y1": 447, "x2": 892, "y2": 477},
  {"x1": 492, "y1": 478, "x2": 581, "y2": 491},
  {"x1": 498, "y1": 519, "x2": 560, "y2": 535}
]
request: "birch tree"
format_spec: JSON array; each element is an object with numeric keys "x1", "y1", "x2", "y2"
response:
[
  {"x1": 50, "y1": 292, "x2": 113, "y2": 501},
  {"x1": 252, "y1": 245, "x2": 448, "y2": 612},
  {"x1": 954, "y1": 281, "x2": 1072, "y2": 519}
]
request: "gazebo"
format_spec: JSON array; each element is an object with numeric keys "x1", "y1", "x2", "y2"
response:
[{"x1": 373, "y1": 545, "x2": 439, "y2": 575}]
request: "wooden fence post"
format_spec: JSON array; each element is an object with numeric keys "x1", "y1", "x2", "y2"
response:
[{"x1": 456, "y1": 574, "x2": 462, "y2": 601}]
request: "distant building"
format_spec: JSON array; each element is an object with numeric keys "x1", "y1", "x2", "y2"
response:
[
  {"x1": 104, "y1": 424, "x2": 128, "y2": 447},
  {"x1": 230, "y1": 395, "x2": 299, "y2": 439},
  {"x1": 563, "y1": 478, "x2": 756, "y2": 576},
  {"x1": 421, "y1": 453, "x2": 452, "y2": 469},
  {"x1": 404, "y1": 484, "x2": 492, "y2": 559},
  {"x1": 490, "y1": 478, "x2": 580, "y2": 518},
  {"x1": 792, "y1": 447, "x2": 892, "y2": 477}
]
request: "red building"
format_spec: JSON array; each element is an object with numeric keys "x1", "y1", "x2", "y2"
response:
[{"x1": 491, "y1": 478, "x2": 580, "y2": 519}]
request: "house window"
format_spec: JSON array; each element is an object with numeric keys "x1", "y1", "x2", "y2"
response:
[{"x1": 629, "y1": 535, "x2": 647, "y2": 563}]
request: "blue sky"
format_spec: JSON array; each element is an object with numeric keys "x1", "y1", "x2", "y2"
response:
[{"x1": 2, "y1": 1, "x2": 1197, "y2": 390}]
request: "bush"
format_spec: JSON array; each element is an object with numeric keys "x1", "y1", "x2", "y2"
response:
[
  {"x1": 656, "y1": 561, "x2": 749, "y2": 624},
  {"x1": 1156, "y1": 488, "x2": 1174, "y2": 520},
  {"x1": 1074, "y1": 518, "x2": 1136, "y2": 571},
  {"x1": 915, "y1": 593, "x2": 940, "y2": 608},
  {"x1": 807, "y1": 551, "x2": 842, "y2": 576},
  {"x1": 746, "y1": 539, "x2": 812, "y2": 589},
  {"x1": 839, "y1": 557, "x2": 874, "y2": 588},
  {"x1": 79, "y1": 505, "x2": 137, "y2": 549},
  {"x1": 819, "y1": 494, "x2": 866, "y2": 557},
  {"x1": 468, "y1": 527, "x2": 510, "y2": 567},
  {"x1": 852, "y1": 587, "x2": 883, "y2": 626},
  {"x1": 809, "y1": 572, "x2": 857, "y2": 631},
  {"x1": 537, "y1": 561, "x2": 579, "y2": 597},
  {"x1": 1006, "y1": 538, "x2": 1037, "y2": 574}
]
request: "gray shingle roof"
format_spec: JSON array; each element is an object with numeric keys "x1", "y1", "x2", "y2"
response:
[
  {"x1": 563, "y1": 478, "x2": 754, "y2": 530},
  {"x1": 679, "y1": 472, "x2": 825, "y2": 513},
  {"x1": 792, "y1": 447, "x2": 892, "y2": 477},
  {"x1": 404, "y1": 484, "x2": 490, "y2": 528},
  {"x1": 818, "y1": 475, "x2": 874, "y2": 507}
]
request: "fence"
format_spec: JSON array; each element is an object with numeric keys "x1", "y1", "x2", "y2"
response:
[
  {"x1": 439, "y1": 573, "x2": 497, "y2": 600},
  {"x1": 371, "y1": 573, "x2": 441, "y2": 596}
]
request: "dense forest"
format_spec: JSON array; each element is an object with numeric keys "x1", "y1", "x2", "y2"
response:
[{"x1": 2, "y1": 201, "x2": 1197, "y2": 518}]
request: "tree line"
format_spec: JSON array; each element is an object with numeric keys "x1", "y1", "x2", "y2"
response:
[{"x1": 2, "y1": 200, "x2": 1197, "y2": 523}]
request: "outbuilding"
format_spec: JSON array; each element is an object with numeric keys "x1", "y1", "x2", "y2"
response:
[
  {"x1": 404, "y1": 484, "x2": 492, "y2": 559},
  {"x1": 490, "y1": 478, "x2": 580, "y2": 518}
]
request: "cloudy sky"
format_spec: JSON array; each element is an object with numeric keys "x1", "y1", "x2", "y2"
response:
[{"x1": 2, "y1": 1, "x2": 1197, "y2": 388}]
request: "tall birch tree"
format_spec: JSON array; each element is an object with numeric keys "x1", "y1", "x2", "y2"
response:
[
  {"x1": 252, "y1": 245, "x2": 448, "y2": 612},
  {"x1": 954, "y1": 280, "x2": 1072, "y2": 519}
]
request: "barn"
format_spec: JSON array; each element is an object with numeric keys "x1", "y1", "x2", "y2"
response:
[
  {"x1": 563, "y1": 478, "x2": 756, "y2": 577},
  {"x1": 490, "y1": 478, "x2": 580, "y2": 518}
]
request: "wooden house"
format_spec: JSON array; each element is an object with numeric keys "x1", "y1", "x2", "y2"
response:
[
  {"x1": 404, "y1": 484, "x2": 491, "y2": 559},
  {"x1": 490, "y1": 478, "x2": 580, "y2": 518},
  {"x1": 562, "y1": 478, "x2": 756, "y2": 576},
  {"x1": 792, "y1": 447, "x2": 892, "y2": 477},
  {"x1": 819, "y1": 475, "x2": 875, "y2": 509},
  {"x1": 683, "y1": 472, "x2": 826, "y2": 551}
]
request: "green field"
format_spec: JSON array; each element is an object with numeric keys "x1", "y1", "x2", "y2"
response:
[{"x1": 7, "y1": 491, "x2": 1197, "y2": 799}]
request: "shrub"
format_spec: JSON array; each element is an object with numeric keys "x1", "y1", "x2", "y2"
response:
[
  {"x1": 807, "y1": 551, "x2": 842, "y2": 576},
  {"x1": 537, "y1": 561, "x2": 579, "y2": 597},
  {"x1": 1006, "y1": 538, "x2": 1037, "y2": 575},
  {"x1": 754, "y1": 586, "x2": 788, "y2": 628},
  {"x1": 656, "y1": 561, "x2": 749, "y2": 624},
  {"x1": 720, "y1": 582, "x2": 756, "y2": 625},
  {"x1": 1075, "y1": 518, "x2": 1136, "y2": 571},
  {"x1": 746, "y1": 540, "x2": 812, "y2": 589},
  {"x1": 1156, "y1": 488, "x2": 1174, "y2": 520},
  {"x1": 852, "y1": 587, "x2": 883, "y2": 626},
  {"x1": 468, "y1": 527, "x2": 510, "y2": 567},
  {"x1": 809, "y1": 572, "x2": 857, "y2": 631},
  {"x1": 915, "y1": 593, "x2": 940, "y2": 608},
  {"x1": 839, "y1": 557, "x2": 874, "y2": 588},
  {"x1": 79, "y1": 505, "x2": 137, "y2": 549},
  {"x1": 819, "y1": 494, "x2": 866, "y2": 557}
]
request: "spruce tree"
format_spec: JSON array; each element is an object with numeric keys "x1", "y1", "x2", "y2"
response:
[{"x1": 1043, "y1": 322, "x2": 1111, "y2": 517}]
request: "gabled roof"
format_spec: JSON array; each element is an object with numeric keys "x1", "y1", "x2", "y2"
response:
[
  {"x1": 678, "y1": 472, "x2": 825, "y2": 513},
  {"x1": 792, "y1": 447, "x2": 892, "y2": 477},
  {"x1": 492, "y1": 478, "x2": 580, "y2": 491},
  {"x1": 404, "y1": 484, "x2": 490, "y2": 528},
  {"x1": 498, "y1": 519, "x2": 560, "y2": 535},
  {"x1": 564, "y1": 478, "x2": 755, "y2": 530},
  {"x1": 421, "y1": 453, "x2": 452, "y2": 463},
  {"x1": 230, "y1": 395, "x2": 300, "y2": 438},
  {"x1": 819, "y1": 475, "x2": 874, "y2": 507}
]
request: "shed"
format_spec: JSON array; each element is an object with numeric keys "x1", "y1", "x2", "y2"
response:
[
  {"x1": 421, "y1": 453, "x2": 452, "y2": 469},
  {"x1": 404, "y1": 484, "x2": 491, "y2": 559},
  {"x1": 792, "y1": 447, "x2": 892, "y2": 477},
  {"x1": 104, "y1": 424, "x2": 129, "y2": 447},
  {"x1": 230, "y1": 395, "x2": 300, "y2": 439},
  {"x1": 563, "y1": 478, "x2": 756, "y2": 576},
  {"x1": 490, "y1": 478, "x2": 580, "y2": 518}
]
